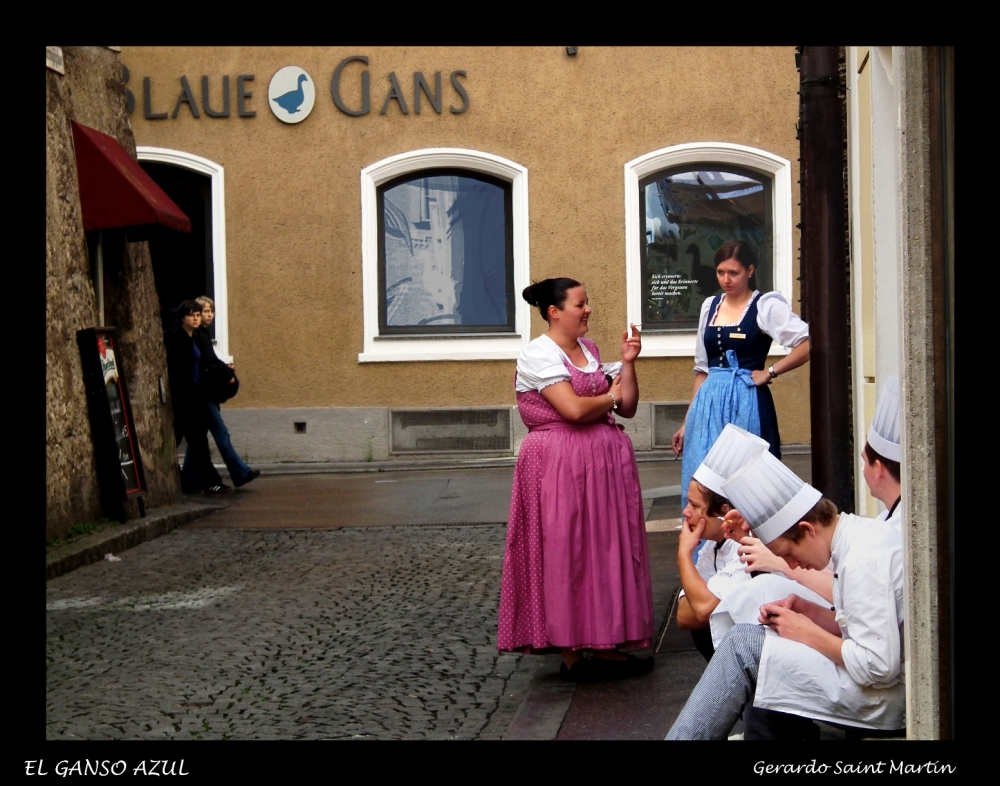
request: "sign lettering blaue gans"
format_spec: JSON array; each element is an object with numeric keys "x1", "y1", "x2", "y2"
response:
[{"x1": 126, "y1": 56, "x2": 469, "y2": 121}]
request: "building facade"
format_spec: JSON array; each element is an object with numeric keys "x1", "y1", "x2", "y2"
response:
[{"x1": 119, "y1": 46, "x2": 809, "y2": 464}]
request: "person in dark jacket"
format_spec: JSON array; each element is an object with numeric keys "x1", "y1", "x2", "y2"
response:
[
  {"x1": 183, "y1": 295, "x2": 259, "y2": 488},
  {"x1": 165, "y1": 300, "x2": 229, "y2": 494}
]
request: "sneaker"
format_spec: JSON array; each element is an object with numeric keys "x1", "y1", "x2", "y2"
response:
[
  {"x1": 205, "y1": 484, "x2": 232, "y2": 494},
  {"x1": 233, "y1": 468, "x2": 260, "y2": 488}
]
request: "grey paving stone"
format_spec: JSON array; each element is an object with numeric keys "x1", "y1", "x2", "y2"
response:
[{"x1": 46, "y1": 525, "x2": 523, "y2": 740}]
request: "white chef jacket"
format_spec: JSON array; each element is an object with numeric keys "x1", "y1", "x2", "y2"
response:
[
  {"x1": 679, "y1": 539, "x2": 750, "y2": 602},
  {"x1": 705, "y1": 538, "x2": 751, "y2": 600},
  {"x1": 753, "y1": 513, "x2": 906, "y2": 730},
  {"x1": 709, "y1": 572, "x2": 830, "y2": 650},
  {"x1": 877, "y1": 498, "x2": 903, "y2": 538}
]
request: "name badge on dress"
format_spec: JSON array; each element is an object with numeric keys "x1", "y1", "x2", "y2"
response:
[{"x1": 729, "y1": 333, "x2": 746, "y2": 339}]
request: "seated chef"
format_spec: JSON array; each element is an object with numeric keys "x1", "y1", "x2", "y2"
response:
[
  {"x1": 862, "y1": 375, "x2": 903, "y2": 535},
  {"x1": 675, "y1": 424, "x2": 768, "y2": 661},
  {"x1": 666, "y1": 449, "x2": 905, "y2": 740},
  {"x1": 711, "y1": 371, "x2": 906, "y2": 649}
]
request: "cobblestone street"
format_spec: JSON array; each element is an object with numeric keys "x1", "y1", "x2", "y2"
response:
[{"x1": 46, "y1": 524, "x2": 527, "y2": 741}]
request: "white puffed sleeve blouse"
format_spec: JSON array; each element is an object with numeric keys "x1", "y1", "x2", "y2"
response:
[
  {"x1": 515, "y1": 334, "x2": 622, "y2": 393},
  {"x1": 693, "y1": 291, "x2": 810, "y2": 375}
]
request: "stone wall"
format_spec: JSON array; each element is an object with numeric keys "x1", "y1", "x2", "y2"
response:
[{"x1": 46, "y1": 46, "x2": 182, "y2": 539}]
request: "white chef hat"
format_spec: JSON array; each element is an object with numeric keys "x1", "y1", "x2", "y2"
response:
[
  {"x1": 721, "y1": 450, "x2": 823, "y2": 544},
  {"x1": 693, "y1": 424, "x2": 770, "y2": 497},
  {"x1": 867, "y1": 375, "x2": 901, "y2": 463}
]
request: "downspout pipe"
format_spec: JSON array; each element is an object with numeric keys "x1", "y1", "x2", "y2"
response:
[{"x1": 797, "y1": 46, "x2": 853, "y2": 511}]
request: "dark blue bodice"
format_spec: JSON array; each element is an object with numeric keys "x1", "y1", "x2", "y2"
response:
[{"x1": 704, "y1": 292, "x2": 772, "y2": 371}]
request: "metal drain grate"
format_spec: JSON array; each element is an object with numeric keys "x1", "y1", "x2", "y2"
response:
[
  {"x1": 652, "y1": 404, "x2": 689, "y2": 449},
  {"x1": 390, "y1": 408, "x2": 512, "y2": 454}
]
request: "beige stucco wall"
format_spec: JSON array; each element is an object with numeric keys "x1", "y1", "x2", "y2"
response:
[{"x1": 121, "y1": 46, "x2": 809, "y2": 445}]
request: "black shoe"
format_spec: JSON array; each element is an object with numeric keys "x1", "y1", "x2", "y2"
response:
[
  {"x1": 205, "y1": 483, "x2": 232, "y2": 494},
  {"x1": 559, "y1": 660, "x2": 597, "y2": 683},
  {"x1": 233, "y1": 468, "x2": 260, "y2": 488},
  {"x1": 627, "y1": 653, "x2": 656, "y2": 675},
  {"x1": 591, "y1": 653, "x2": 655, "y2": 680}
]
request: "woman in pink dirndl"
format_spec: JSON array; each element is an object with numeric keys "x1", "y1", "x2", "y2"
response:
[{"x1": 497, "y1": 278, "x2": 654, "y2": 680}]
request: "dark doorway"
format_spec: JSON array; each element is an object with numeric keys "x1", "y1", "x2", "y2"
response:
[{"x1": 138, "y1": 162, "x2": 214, "y2": 339}]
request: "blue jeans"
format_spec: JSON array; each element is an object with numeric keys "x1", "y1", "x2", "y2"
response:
[{"x1": 184, "y1": 400, "x2": 251, "y2": 483}]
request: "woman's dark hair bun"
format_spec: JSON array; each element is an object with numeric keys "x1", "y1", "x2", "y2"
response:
[{"x1": 522, "y1": 278, "x2": 582, "y2": 321}]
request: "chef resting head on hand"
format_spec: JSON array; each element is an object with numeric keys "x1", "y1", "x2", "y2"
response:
[{"x1": 724, "y1": 497, "x2": 840, "y2": 573}]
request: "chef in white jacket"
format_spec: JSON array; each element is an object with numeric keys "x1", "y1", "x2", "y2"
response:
[
  {"x1": 709, "y1": 372, "x2": 905, "y2": 649},
  {"x1": 675, "y1": 424, "x2": 768, "y2": 660},
  {"x1": 863, "y1": 375, "x2": 903, "y2": 535},
  {"x1": 666, "y1": 449, "x2": 905, "y2": 739}
]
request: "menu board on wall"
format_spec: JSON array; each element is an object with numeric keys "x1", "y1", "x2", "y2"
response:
[{"x1": 77, "y1": 327, "x2": 146, "y2": 518}]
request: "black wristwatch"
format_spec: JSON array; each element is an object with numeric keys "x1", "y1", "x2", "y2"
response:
[{"x1": 768, "y1": 365, "x2": 778, "y2": 379}]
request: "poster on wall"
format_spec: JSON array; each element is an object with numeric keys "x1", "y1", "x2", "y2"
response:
[{"x1": 77, "y1": 327, "x2": 147, "y2": 518}]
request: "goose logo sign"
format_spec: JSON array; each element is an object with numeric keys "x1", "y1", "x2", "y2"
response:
[{"x1": 268, "y1": 66, "x2": 315, "y2": 124}]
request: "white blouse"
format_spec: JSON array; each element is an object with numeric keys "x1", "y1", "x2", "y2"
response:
[
  {"x1": 515, "y1": 334, "x2": 622, "y2": 393},
  {"x1": 693, "y1": 291, "x2": 809, "y2": 374}
]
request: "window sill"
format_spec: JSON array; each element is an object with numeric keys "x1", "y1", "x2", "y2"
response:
[
  {"x1": 359, "y1": 333, "x2": 527, "y2": 363},
  {"x1": 374, "y1": 332, "x2": 520, "y2": 341}
]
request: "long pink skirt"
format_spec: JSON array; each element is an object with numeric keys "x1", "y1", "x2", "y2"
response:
[{"x1": 496, "y1": 421, "x2": 654, "y2": 653}]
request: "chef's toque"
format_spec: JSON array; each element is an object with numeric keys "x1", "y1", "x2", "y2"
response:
[
  {"x1": 693, "y1": 424, "x2": 770, "y2": 498},
  {"x1": 867, "y1": 374, "x2": 901, "y2": 463},
  {"x1": 721, "y1": 450, "x2": 822, "y2": 544}
]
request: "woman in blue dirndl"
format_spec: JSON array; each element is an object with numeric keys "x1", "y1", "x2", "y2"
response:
[{"x1": 672, "y1": 241, "x2": 810, "y2": 510}]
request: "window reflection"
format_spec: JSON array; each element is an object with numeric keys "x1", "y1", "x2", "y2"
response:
[
  {"x1": 381, "y1": 173, "x2": 512, "y2": 331},
  {"x1": 641, "y1": 168, "x2": 771, "y2": 329}
]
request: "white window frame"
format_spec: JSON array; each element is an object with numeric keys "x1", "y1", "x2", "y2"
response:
[
  {"x1": 624, "y1": 142, "x2": 794, "y2": 358},
  {"x1": 135, "y1": 147, "x2": 232, "y2": 362},
  {"x1": 359, "y1": 148, "x2": 530, "y2": 363}
]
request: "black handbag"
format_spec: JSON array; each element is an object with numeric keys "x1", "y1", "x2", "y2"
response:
[{"x1": 206, "y1": 363, "x2": 239, "y2": 404}]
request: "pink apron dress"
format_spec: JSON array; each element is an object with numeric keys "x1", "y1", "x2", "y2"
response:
[{"x1": 497, "y1": 338, "x2": 654, "y2": 653}]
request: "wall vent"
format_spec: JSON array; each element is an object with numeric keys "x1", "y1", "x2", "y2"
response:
[
  {"x1": 390, "y1": 408, "x2": 512, "y2": 454},
  {"x1": 652, "y1": 403, "x2": 689, "y2": 449}
]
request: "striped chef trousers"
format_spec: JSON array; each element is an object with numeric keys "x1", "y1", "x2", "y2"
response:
[{"x1": 665, "y1": 623, "x2": 765, "y2": 740}]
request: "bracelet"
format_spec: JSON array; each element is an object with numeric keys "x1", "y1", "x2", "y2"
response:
[
  {"x1": 768, "y1": 365, "x2": 778, "y2": 379},
  {"x1": 607, "y1": 392, "x2": 619, "y2": 411}
]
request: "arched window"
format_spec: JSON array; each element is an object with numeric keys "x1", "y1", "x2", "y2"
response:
[
  {"x1": 624, "y1": 143, "x2": 793, "y2": 357},
  {"x1": 360, "y1": 149, "x2": 530, "y2": 362}
]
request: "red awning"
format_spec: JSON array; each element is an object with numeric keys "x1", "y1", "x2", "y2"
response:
[{"x1": 71, "y1": 121, "x2": 191, "y2": 234}]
